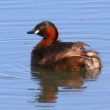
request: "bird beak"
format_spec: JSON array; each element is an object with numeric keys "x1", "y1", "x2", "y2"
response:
[
  {"x1": 27, "y1": 28, "x2": 40, "y2": 35},
  {"x1": 27, "y1": 29, "x2": 35, "y2": 34}
]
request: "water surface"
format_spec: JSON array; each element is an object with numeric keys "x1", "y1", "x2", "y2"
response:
[{"x1": 0, "y1": 0, "x2": 110, "y2": 110}]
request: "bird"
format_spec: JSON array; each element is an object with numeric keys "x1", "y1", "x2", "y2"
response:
[{"x1": 27, "y1": 21, "x2": 101, "y2": 72}]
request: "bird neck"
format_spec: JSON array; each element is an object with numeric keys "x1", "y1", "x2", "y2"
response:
[
  {"x1": 36, "y1": 27, "x2": 58, "y2": 49},
  {"x1": 36, "y1": 38, "x2": 56, "y2": 49}
]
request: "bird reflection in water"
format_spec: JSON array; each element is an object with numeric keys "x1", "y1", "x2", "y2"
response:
[{"x1": 31, "y1": 66, "x2": 101, "y2": 103}]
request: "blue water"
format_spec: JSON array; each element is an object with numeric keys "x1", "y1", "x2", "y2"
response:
[{"x1": 0, "y1": 0, "x2": 110, "y2": 110}]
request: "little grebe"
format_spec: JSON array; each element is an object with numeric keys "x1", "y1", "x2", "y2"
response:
[{"x1": 27, "y1": 21, "x2": 101, "y2": 71}]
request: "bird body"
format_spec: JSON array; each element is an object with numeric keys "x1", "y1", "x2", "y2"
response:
[{"x1": 27, "y1": 21, "x2": 101, "y2": 71}]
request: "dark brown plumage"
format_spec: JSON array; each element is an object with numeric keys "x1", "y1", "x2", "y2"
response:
[{"x1": 27, "y1": 21, "x2": 101, "y2": 71}]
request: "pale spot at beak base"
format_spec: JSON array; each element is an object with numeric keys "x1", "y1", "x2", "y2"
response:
[{"x1": 35, "y1": 30, "x2": 40, "y2": 34}]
